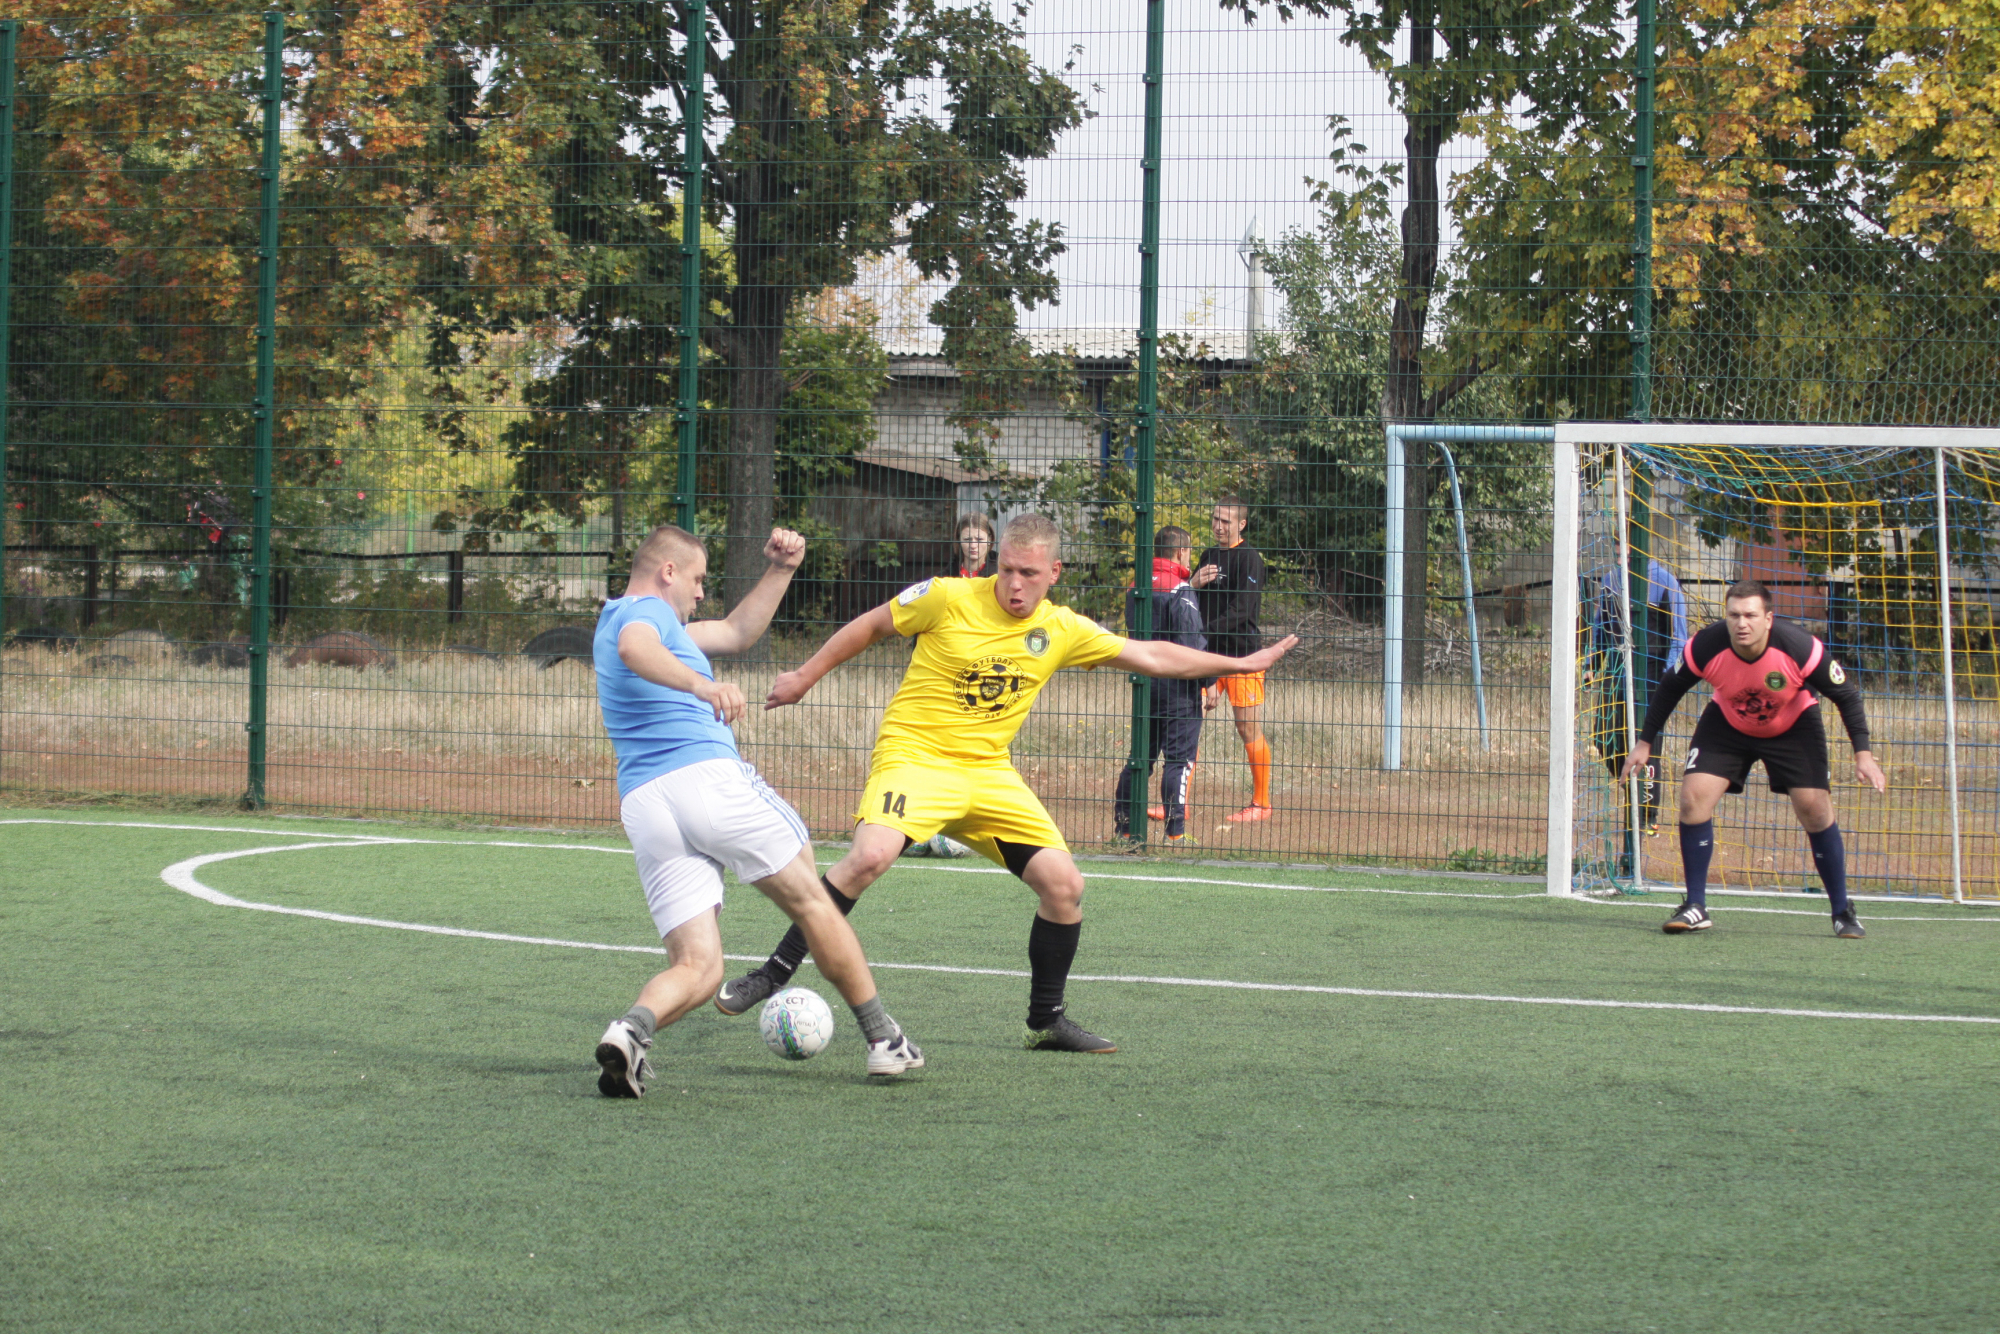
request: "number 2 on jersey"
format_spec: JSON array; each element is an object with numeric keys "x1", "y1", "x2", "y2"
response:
[{"x1": 881, "y1": 791, "x2": 909, "y2": 818}]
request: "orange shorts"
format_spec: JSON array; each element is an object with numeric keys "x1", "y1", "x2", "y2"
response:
[{"x1": 1216, "y1": 671, "x2": 1265, "y2": 708}]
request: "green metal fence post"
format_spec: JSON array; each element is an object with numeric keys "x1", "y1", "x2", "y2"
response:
[
  {"x1": 1125, "y1": 0, "x2": 1165, "y2": 846},
  {"x1": 1622, "y1": 0, "x2": 1658, "y2": 874},
  {"x1": 243, "y1": 12, "x2": 282, "y2": 809},
  {"x1": 0, "y1": 22, "x2": 16, "y2": 652},
  {"x1": 1630, "y1": 0, "x2": 1655, "y2": 429},
  {"x1": 673, "y1": 0, "x2": 707, "y2": 534}
]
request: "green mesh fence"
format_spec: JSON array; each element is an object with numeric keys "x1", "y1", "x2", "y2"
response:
[{"x1": 1, "y1": 4, "x2": 1995, "y2": 881}]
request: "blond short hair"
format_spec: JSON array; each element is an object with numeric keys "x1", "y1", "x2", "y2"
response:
[
  {"x1": 999, "y1": 513, "x2": 1062, "y2": 561},
  {"x1": 629, "y1": 524, "x2": 704, "y2": 581}
]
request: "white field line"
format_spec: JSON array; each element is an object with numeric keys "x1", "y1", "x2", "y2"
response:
[
  {"x1": 10, "y1": 820, "x2": 1991, "y2": 916},
  {"x1": 6, "y1": 817, "x2": 1991, "y2": 922},
  {"x1": 113, "y1": 832, "x2": 2000, "y2": 1028},
  {"x1": 827, "y1": 857, "x2": 1998, "y2": 920}
]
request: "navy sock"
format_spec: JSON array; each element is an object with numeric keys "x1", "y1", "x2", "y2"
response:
[
  {"x1": 1808, "y1": 824, "x2": 1850, "y2": 915},
  {"x1": 764, "y1": 875, "x2": 857, "y2": 981},
  {"x1": 1026, "y1": 915, "x2": 1081, "y2": 1029},
  {"x1": 1679, "y1": 820, "x2": 1714, "y2": 907}
]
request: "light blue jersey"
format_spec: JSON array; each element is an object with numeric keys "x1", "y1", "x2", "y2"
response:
[{"x1": 594, "y1": 596, "x2": 739, "y2": 798}]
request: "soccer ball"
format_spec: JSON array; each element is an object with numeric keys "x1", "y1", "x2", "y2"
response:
[
  {"x1": 904, "y1": 833, "x2": 969, "y2": 859},
  {"x1": 760, "y1": 986, "x2": 836, "y2": 1060}
]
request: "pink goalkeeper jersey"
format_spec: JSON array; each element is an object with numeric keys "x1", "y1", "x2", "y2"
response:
[
  {"x1": 1682, "y1": 621, "x2": 1821, "y2": 737},
  {"x1": 1639, "y1": 617, "x2": 1870, "y2": 751}
]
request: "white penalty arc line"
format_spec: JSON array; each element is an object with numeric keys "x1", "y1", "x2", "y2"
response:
[
  {"x1": 10, "y1": 820, "x2": 1993, "y2": 919},
  {"x1": 135, "y1": 838, "x2": 2000, "y2": 1028}
]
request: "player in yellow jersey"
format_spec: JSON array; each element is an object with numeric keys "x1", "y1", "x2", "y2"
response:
[{"x1": 714, "y1": 514, "x2": 1298, "y2": 1052}]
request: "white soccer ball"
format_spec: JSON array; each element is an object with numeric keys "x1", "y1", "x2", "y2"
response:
[{"x1": 760, "y1": 986, "x2": 836, "y2": 1061}]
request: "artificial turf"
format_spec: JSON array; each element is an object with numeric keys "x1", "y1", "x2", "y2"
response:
[{"x1": 2, "y1": 808, "x2": 1996, "y2": 1333}]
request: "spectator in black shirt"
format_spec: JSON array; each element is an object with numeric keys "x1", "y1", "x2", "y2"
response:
[{"x1": 1194, "y1": 497, "x2": 1272, "y2": 821}]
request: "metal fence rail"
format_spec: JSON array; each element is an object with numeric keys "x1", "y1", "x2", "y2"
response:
[{"x1": 1, "y1": 4, "x2": 1995, "y2": 886}]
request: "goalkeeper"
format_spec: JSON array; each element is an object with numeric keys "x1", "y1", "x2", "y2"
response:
[{"x1": 1620, "y1": 579, "x2": 1886, "y2": 937}]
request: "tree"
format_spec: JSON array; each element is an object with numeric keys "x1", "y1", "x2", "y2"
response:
[
  {"x1": 1253, "y1": 161, "x2": 1543, "y2": 628},
  {"x1": 1035, "y1": 335, "x2": 1272, "y2": 621},
  {"x1": 1450, "y1": 0, "x2": 2000, "y2": 428},
  {"x1": 535, "y1": 1, "x2": 1084, "y2": 613},
  {"x1": 1223, "y1": 0, "x2": 1626, "y2": 679},
  {"x1": 13, "y1": 1, "x2": 588, "y2": 631},
  {"x1": 1645, "y1": 0, "x2": 2000, "y2": 424}
]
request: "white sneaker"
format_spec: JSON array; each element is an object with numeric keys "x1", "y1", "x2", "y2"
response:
[
  {"x1": 866, "y1": 1028, "x2": 925, "y2": 1077},
  {"x1": 595, "y1": 1019, "x2": 654, "y2": 1098}
]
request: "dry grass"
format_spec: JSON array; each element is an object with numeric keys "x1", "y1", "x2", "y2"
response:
[
  {"x1": 4, "y1": 647, "x2": 613, "y2": 766},
  {"x1": 6, "y1": 640, "x2": 1992, "y2": 893}
]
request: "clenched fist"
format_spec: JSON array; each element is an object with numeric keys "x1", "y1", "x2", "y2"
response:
[{"x1": 764, "y1": 528, "x2": 807, "y2": 571}]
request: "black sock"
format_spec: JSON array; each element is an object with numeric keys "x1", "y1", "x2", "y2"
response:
[
  {"x1": 763, "y1": 875, "x2": 857, "y2": 982},
  {"x1": 1679, "y1": 819, "x2": 1714, "y2": 908},
  {"x1": 1809, "y1": 823, "x2": 1850, "y2": 915},
  {"x1": 1026, "y1": 915, "x2": 1081, "y2": 1029}
]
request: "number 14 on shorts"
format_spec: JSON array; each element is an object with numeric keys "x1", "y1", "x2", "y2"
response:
[{"x1": 881, "y1": 790, "x2": 910, "y2": 818}]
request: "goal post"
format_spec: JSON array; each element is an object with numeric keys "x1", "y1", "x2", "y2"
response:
[{"x1": 1548, "y1": 422, "x2": 2000, "y2": 902}]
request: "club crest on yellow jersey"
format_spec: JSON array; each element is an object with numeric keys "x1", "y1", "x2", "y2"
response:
[
  {"x1": 1023, "y1": 626, "x2": 1050, "y2": 657},
  {"x1": 956, "y1": 655, "x2": 1026, "y2": 715}
]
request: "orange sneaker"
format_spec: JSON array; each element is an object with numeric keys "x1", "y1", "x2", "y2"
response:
[
  {"x1": 1147, "y1": 805, "x2": 1166, "y2": 822},
  {"x1": 1226, "y1": 804, "x2": 1273, "y2": 823}
]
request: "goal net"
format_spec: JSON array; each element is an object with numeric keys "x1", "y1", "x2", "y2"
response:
[{"x1": 1549, "y1": 423, "x2": 2000, "y2": 903}]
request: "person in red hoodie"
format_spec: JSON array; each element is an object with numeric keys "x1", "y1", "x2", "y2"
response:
[{"x1": 1114, "y1": 527, "x2": 1216, "y2": 846}]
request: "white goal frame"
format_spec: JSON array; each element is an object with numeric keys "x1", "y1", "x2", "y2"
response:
[{"x1": 1547, "y1": 422, "x2": 2000, "y2": 899}]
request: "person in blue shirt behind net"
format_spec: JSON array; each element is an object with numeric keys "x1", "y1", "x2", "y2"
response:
[
  {"x1": 589, "y1": 524, "x2": 922, "y2": 1097},
  {"x1": 1591, "y1": 557, "x2": 1688, "y2": 846}
]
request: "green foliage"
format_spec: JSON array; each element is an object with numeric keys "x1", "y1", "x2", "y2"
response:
[
  {"x1": 1248, "y1": 171, "x2": 1550, "y2": 616},
  {"x1": 1036, "y1": 336, "x2": 1271, "y2": 620},
  {"x1": 774, "y1": 314, "x2": 890, "y2": 515}
]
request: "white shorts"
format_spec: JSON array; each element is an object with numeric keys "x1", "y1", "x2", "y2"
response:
[{"x1": 619, "y1": 757, "x2": 811, "y2": 937}]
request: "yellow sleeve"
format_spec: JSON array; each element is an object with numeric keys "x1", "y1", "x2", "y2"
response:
[
  {"x1": 1053, "y1": 606, "x2": 1129, "y2": 670},
  {"x1": 888, "y1": 576, "x2": 966, "y2": 636}
]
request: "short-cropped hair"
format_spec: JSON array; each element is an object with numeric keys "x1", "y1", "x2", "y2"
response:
[
  {"x1": 1725, "y1": 578, "x2": 1773, "y2": 611},
  {"x1": 1213, "y1": 495, "x2": 1250, "y2": 522},
  {"x1": 999, "y1": 513, "x2": 1062, "y2": 561},
  {"x1": 1155, "y1": 525, "x2": 1192, "y2": 558},
  {"x1": 630, "y1": 524, "x2": 704, "y2": 580}
]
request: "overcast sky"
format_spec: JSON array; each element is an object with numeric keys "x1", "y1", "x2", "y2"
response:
[
  {"x1": 1007, "y1": 2, "x2": 1402, "y2": 336},
  {"x1": 847, "y1": 2, "x2": 1501, "y2": 341}
]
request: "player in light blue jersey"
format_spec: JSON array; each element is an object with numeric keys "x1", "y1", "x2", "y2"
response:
[{"x1": 590, "y1": 524, "x2": 922, "y2": 1096}]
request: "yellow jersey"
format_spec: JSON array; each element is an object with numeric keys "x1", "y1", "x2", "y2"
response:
[{"x1": 874, "y1": 576, "x2": 1127, "y2": 769}]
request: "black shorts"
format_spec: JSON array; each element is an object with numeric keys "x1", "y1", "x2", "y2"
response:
[{"x1": 1684, "y1": 701, "x2": 1831, "y2": 795}]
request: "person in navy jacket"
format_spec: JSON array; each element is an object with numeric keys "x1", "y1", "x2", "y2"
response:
[{"x1": 1115, "y1": 526, "x2": 1215, "y2": 844}]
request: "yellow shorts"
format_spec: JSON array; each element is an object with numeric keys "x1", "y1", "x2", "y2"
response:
[
  {"x1": 1217, "y1": 671, "x2": 1265, "y2": 708},
  {"x1": 855, "y1": 763, "x2": 1067, "y2": 869}
]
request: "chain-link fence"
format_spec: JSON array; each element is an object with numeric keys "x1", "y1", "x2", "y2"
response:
[{"x1": 2, "y1": 4, "x2": 1995, "y2": 880}]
